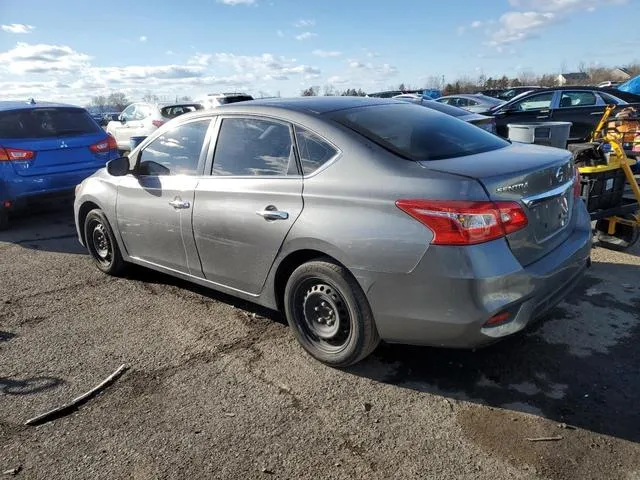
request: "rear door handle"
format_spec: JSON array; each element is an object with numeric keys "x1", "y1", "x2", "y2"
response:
[
  {"x1": 591, "y1": 111, "x2": 605, "y2": 115},
  {"x1": 169, "y1": 199, "x2": 190, "y2": 209},
  {"x1": 256, "y1": 205, "x2": 289, "y2": 220},
  {"x1": 536, "y1": 110, "x2": 551, "y2": 119}
]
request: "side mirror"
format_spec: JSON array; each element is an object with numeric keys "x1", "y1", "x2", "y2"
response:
[
  {"x1": 106, "y1": 156, "x2": 130, "y2": 177},
  {"x1": 137, "y1": 160, "x2": 171, "y2": 176}
]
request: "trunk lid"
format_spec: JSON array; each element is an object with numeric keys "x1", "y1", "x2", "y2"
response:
[
  {"x1": 422, "y1": 143, "x2": 576, "y2": 266},
  {"x1": 0, "y1": 107, "x2": 115, "y2": 177}
]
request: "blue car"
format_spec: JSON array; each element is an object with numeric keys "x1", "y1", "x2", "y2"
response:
[{"x1": 0, "y1": 100, "x2": 118, "y2": 229}]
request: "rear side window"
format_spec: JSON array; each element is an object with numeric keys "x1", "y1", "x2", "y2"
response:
[
  {"x1": 331, "y1": 103, "x2": 508, "y2": 161},
  {"x1": 421, "y1": 101, "x2": 468, "y2": 118},
  {"x1": 217, "y1": 96, "x2": 253, "y2": 105},
  {"x1": 559, "y1": 92, "x2": 597, "y2": 108},
  {"x1": 0, "y1": 108, "x2": 100, "y2": 139},
  {"x1": 212, "y1": 117, "x2": 295, "y2": 176},
  {"x1": 295, "y1": 127, "x2": 338, "y2": 175},
  {"x1": 161, "y1": 104, "x2": 203, "y2": 119},
  {"x1": 138, "y1": 120, "x2": 210, "y2": 176}
]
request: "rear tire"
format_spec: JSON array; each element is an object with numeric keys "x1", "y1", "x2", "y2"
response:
[
  {"x1": 84, "y1": 209, "x2": 126, "y2": 275},
  {"x1": 595, "y1": 216, "x2": 640, "y2": 251},
  {"x1": 284, "y1": 259, "x2": 380, "y2": 367}
]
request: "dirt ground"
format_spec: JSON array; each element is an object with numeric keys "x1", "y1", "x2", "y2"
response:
[{"x1": 1, "y1": 207, "x2": 639, "y2": 479}]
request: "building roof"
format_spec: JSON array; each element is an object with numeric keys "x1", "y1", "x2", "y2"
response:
[{"x1": 559, "y1": 72, "x2": 590, "y2": 80}]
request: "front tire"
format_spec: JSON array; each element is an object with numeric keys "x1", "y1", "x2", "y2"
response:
[
  {"x1": 84, "y1": 209, "x2": 126, "y2": 275},
  {"x1": 284, "y1": 259, "x2": 380, "y2": 367}
]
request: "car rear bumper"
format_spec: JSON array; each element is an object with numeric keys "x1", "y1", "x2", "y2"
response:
[
  {"x1": 0, "y1": 166, "x2": 100, "y2": 212},
  {"x1": 360, "y1": 203, "x2": 592, "y2": 348}
]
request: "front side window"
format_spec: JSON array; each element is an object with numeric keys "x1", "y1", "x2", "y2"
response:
[
  {"x1": 138, "y1": 120, "x2": 210, "y2": 176},
  {"x1": 559, "y1": 91, "x2": 597, "y2": 108},
  {"x1": 212, "y1": 117, "x2": 296, "y2": 176},
  {"x1": 120, "y1": 105, "x2": 135, "y2": 121},
  {"x1": 331, "y1": 103, "x2": 508, "y2": 161},
  {"x1": 295, "y1": 127, "x2": 338, "y2": 175},
  {"x1": 512, "y1": 92, "x2": 553, "y2": 111}
]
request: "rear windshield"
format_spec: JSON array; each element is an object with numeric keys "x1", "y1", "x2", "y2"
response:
[
  {"x1": 160, "y1": 104, "x2": 203, "y2": 119},
  {"x1": 330, "y1": 103, "x2": 508, "y2": 161},
  {"x1": 420, "y1": 101, "x2": 469, "y2": 118},
  {"x1": 218, "y1": 95, "x2": 253, "y2": 105},
  {"x1": 0, "y1": 107, "x2": 100, "y2": 139}
]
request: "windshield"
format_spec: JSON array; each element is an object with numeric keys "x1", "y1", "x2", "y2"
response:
[
  {"x1": 330, "y1": 103, "x2": 508, "y2": 161},
  {"x1": 0, "y1": 107, "x2": 100, "y2": 139}
]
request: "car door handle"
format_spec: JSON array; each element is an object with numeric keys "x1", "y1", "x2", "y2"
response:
[
  {"x1": 591, "y1": 111, "x2": 605, "y2": 115},
  {"x1": 169, "y1": 199, "x2": 190, "y2": 209},
  {"x1": 256, "y1": 206, "x2": 289, "y2": 220}
]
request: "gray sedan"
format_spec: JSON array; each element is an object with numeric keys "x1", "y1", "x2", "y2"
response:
[
  {"x1": 437, "y1": 93, "x2": 505, "y2": 113},
  {"x1": 74, "y1": 97, "x2": 591, "y2": 366}
]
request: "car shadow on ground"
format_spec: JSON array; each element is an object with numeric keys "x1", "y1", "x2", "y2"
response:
[
  {"x1": 0, "y1": 203, "x2": 84, "y2": 255},
  {"x1": 349, "y1": 266, "x2": 640, "y2": 444}
]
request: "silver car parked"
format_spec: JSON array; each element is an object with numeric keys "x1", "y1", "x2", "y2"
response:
[{"x1": 74, "y1": 97, "x2": 592, "y2": 367}]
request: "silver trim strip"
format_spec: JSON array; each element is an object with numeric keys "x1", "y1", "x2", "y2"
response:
[{"x1": 522, "y1": 179, "x2": 574, "y2": 208}]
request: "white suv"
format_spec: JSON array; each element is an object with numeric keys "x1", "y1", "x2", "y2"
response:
[
  {"x1": 197, "y1": 92, "x2": 254, "y2": 110},
  {"x1": 106, "y1": 102, "x2": 202, "y2": 152}
]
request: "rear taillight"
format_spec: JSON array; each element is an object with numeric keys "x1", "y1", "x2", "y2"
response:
[
  {"x1": 573, "y1": 168, "x2": 582, "y2": 199},
  {"x1": 0, "y1": 147, "x2": 35, "y2": 162},
  {"x1": 396, "y1": 199, "x2": 528, "y2": 245},
  {"x1": 89, "y1": 135, "x2": 118, "y2": 154},
  {"x1": 152, "y1": 120, "x2": 165, "y2": 128}
]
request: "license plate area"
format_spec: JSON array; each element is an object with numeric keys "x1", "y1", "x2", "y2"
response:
[{"x1": 530, "y1": 190, "x2": 572, "y2": 242}]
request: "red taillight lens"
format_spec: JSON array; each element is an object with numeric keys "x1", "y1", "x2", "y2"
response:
[
  {"x1": 0, "y1": 147, "x2": 35, "y2": 162},
  {"x1": 152, "y1": 120, "x2": 165, "y2": 128},
  {"x1": 90, "y1": 135, "x2": 118, "y2": 153},
  {"x1": 396, "y1": 199, "x2": 528, "y2": 245},
  {"x1": 573, "y1": 168, "x2": 582, "y2": 199}
]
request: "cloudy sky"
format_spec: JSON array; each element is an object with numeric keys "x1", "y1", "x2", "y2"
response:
[{"x1": 0, "y1": 0, "x2": 638, "y2": 105}]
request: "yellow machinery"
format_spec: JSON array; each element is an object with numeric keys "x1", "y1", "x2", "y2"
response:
[{"x1": 576, "y1": 104, "x2": 640, "y2": 250}]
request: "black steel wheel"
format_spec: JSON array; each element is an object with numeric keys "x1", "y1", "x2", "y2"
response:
[
  {"x1": 284, "y1": 259, "x2": 380, "y2": 367},
  {"x1": 84, "y1": 209, "x2": 126, "y2": 275},
  {"x1": 595, "y1": 215, "x2": 640, "y2": 251}
]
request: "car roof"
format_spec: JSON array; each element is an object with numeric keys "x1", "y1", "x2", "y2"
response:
[
  {"x1": 0, "y1": 100, "x2": 83, "y2": 112},
  {"x1": 238, "y1": 96, "x2": 405, "y2": 114}
]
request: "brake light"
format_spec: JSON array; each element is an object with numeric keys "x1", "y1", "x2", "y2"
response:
[
  {"x1": 0, "y1": 147, "x2": 35, "y2": 162},
  {"x1": 396, "y1": 199, "x2": 528, "y2": 245},
  {"x1": 89, "y1": 135, "x2": 118, "y2": 153},
  {"x1": 573, "y1": 168, "x2": 582, "y2": 199},
  {"x1": 152, "y1": 120, "x2": 165, "y2": 128}
]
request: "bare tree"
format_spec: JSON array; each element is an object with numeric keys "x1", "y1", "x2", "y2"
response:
[
  {"x1": 577, "y1": 61, "x2": 587, "y2": 73},
  {"x1": 91, "y1": 95, "x2": 107, "y2": 112},
  {"x1": 142, "y1": 93, "x2": 160, "y2": 103},
  {"x1": 517, "y1": 69, "x2": 537, "y2": 86},
  {"x1": 107, "y1": 92, "x2": 129, "y2": 111},
  {"x1": 322, "y1": 84, "x2": 337, "y2": 96},
  {"x1": 301, "y1": 86, "x2": 319, "y2": 96}
]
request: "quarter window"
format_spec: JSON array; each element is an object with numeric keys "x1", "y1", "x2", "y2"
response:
[
  {"x1": 559, "y1": 92, "x2": 597, "y2": 108},
  {"x1": 295, "y1": 127, "x2": 338, "y2": 175},
  {"x1": 212, "y1": 117, "x2": 296, "y2": 176},
  {"x1": 138, "y1": 120, "x2": 210, "y2": 176}
]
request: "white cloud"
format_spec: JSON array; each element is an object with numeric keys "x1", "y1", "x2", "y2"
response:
[
  {"x1": 166, "y1": 50, "x2": 175, "y2": 55},
  {"x1": 0, "y1": 42, "x2": 91, "y2": 75},
  {"x1": 277, "y1": 30, "x2": 284, "y2": 37},
  {"x1": 327, "y1": 76, "x2": 350, "y2": 85},
  {"x1": 214, "y1": 52, "x2": 321, "y2": 77},
  {"x1": 489, "y1": 11, "x2": 556, "y2": 45},
  {"x1": 346, "y1": 59, "x2": 397, "y2": 79},
  {"x1": 457, "y1": 26, "x2": 466, "y2": 35},
  {"x1": 217, "y1": 0, "x2": 256, "y2": 4},
  {"x1": 293, "y1": 19, "x2": 315, "y2": 28},
  {"x1": 295, "y1": 32, "x2": 317, "y2": 41},
  {"x1": 139, "y1": 36, "x2": 147, "y2": 42},
  {"x1": 471, "y1": 20, "x2": 483, "y2": 28},
  {"x1": 1, "y1": 23, "x2": 35, "y2": 34},
  {"x1": 188, "y1": 53, "x2": 212, "y2": 66},
  {"x1": 312, "y1": 49, "x2": 342, "y2": 57}
]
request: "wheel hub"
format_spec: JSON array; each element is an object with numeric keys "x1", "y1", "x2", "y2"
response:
[
  {"x1": 302, "y1": 284, "x2": 342, "y2": 340},
  {"x1": 92, "y1": 224, "x2": 110, "y2": 260}
]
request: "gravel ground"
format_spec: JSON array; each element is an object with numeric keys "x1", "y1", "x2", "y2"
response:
[{"x1": 1, "y1": 207, "x2": 639, "y2": 479}]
